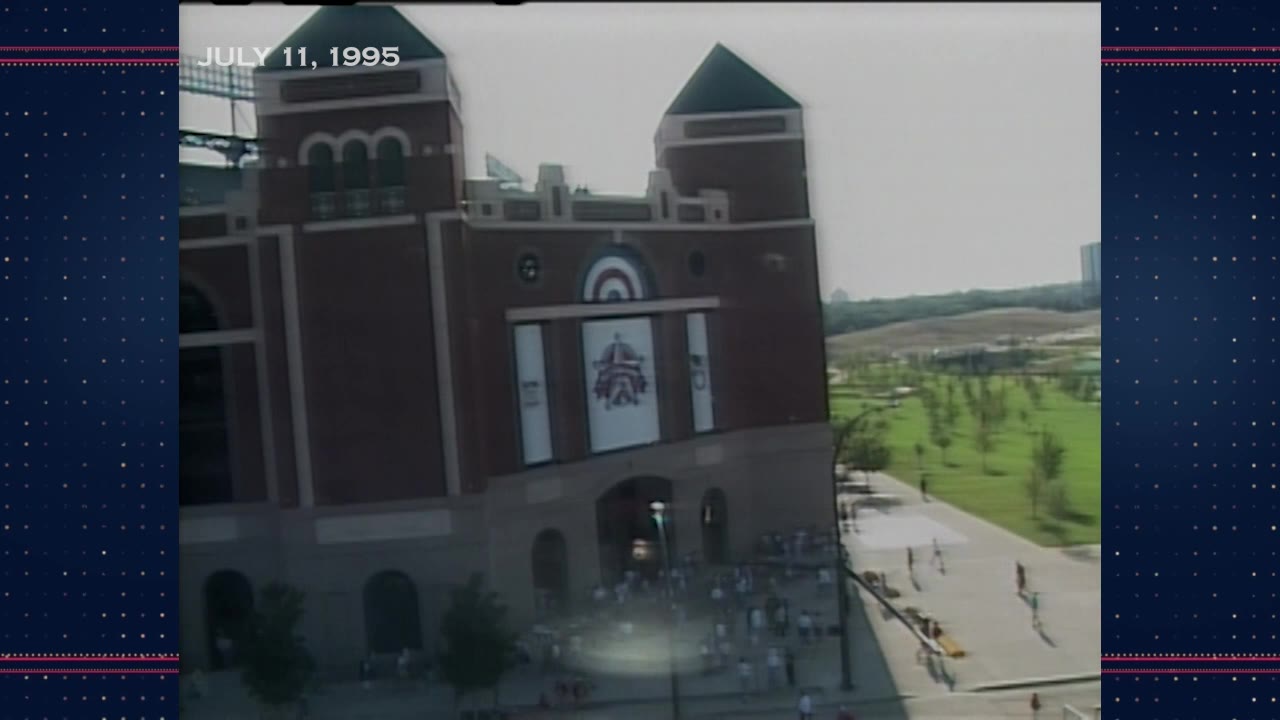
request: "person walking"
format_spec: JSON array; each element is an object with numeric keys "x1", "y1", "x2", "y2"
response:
[
  {"x1": 1015, "y1": 561, "x2": 1025, "y2": 596},
  {"x1": 906, "y1": 547, "x2": 915, "y2": 576},
  {"x1": 797, "y1": 692, "x2": 814, "y2": 720},
  {"x1": 1030, "y1": 591, "x2": 1042, "y2": 631},
  {"x1": 737, "y1": 656, "x2": 754, "y2": 700},
  {"x1": 798, "y1": 610, "x2": 814, "y2": 644},
  {"x1": 766, "y1": 646, "x2": 783, "y2": 689},
  {"x1": 1030, "y1": 691, "x2": 1042, "y2": 717},
  {"x1": 931, "y1": 539, "x2": 945, "y2": 574},
  {"x1": 920, "y1": 474, "x2": 929, "y2": 501}
]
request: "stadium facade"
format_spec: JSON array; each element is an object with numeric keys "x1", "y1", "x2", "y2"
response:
[{"x1": 178, "y1": 6, "x2": 831, "y2": 670}]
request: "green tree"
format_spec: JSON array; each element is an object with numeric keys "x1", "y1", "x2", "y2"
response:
[
  {"x1": 1026, "y1": 378, "x2": 1043, "y2": 409},
  {"x1": 240, "y1": 583, "x2": 316, "y2": 716},
  {"x1": 1029, "y1": 429, "x2": 1067, "y2": 517},
  {"x1": 438, "y1": 574, "x2": 519, "y2": 710},
  {"x1": 973, "y1": 415, "x2": 995, "y2": 473},
  {"x1": 841, "y1": 418, "x2": 893, "y2": 482}
]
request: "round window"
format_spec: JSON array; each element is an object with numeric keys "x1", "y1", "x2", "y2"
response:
[{"x1": 517, "y1": 253, "x2": 541, "y2": 284}]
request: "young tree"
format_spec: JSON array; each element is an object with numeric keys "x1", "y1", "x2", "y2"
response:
[
  {"x1": 1029, "y1": 429, "x2": 1067, "y2": 517},
  {"x1": 240, "y1": 583, "x2": 316, "y2": 718},
  {"x1": 973, "y1": 419, "x2": 995, "y2": 473},
  {"x1": 1025, "y1": 468, "x2": 1047, "y2": 519},
  {"x1": 842, "y1": 418, "x2": 893, "y2": 482},
  {"x1": 438, "y1": 574, "x2": 519, "y2": 711}
]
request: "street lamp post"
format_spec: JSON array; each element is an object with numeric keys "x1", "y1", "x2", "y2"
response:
[
  {"x1": 650, "y1": 501, "x2": 682, "y2": 720},
  {"x1": 831, "y1": 405, "x2": 889, "y2": 692}
]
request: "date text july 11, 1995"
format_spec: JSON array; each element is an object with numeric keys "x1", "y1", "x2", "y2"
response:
[{"x1": 196, "y1": 47, "x2": 402, "y2": 69}]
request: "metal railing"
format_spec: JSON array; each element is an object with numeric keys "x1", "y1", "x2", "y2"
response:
[{"x1": 1063, "y1": 703, "x2": 1101, "y2": 720}]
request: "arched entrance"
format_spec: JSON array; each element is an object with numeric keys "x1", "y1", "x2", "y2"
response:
[
  {"x1": 363, "y1": 571, "x2": 424, "y2": 655},
  {"x1": 531, "y1": 529, "x2": 570, "y2": 617},
  {"x1": 204, "y1": 570, "x2": 254, "y2": 671},
  {"x1": 701, "y1": 488, "x2": 729, "y2": 566},
  {"x1": 595, "y1": 476, "x2": 674, "y2": 586}
]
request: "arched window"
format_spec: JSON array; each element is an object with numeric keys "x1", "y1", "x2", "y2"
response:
[
  {"x1": 179, "y1": 281, "x2": 233, "y2": 506},
  {"x1": 376, "y1": 138, "x2": 406, "y2": 214},
  {"x1": 308, "y1": 143, "x2": 336, "y2": 220},
  {"x1": 376, "y1": 137, "x2": 405, "y2": 187},
  {"x1": 343, "y1": 141, "x2": 370, "y2": 190},
  {"x1": 180, "y1": 280, "x2": 221, "y2": 334},
  {"x1": 307, "y1": 144, "x2": 335, "y2": 193},
  {"x1": 343, "y1": 140, "x2": 371, "y2": 217}
]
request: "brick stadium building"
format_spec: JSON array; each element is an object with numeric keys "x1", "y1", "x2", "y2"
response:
[{"x1": 178, "y1": 6, "x2": 831, "y2": 670}]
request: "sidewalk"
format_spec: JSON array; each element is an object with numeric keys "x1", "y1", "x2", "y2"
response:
[{"x1": 842, "y1": 471, "x2": 1101, "y2": 695}]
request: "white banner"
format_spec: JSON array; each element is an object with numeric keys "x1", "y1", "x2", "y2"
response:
[
  {"x1": 686, "y1": 313, "x2": 715, "y2": 432},
  {"x1": 514, "y1": 324, "x2": 553, "y2": 465},
  {"x1": 582, "y1": 317, "x2": 660, "y2": 452}
]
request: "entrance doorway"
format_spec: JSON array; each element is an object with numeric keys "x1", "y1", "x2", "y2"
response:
[
  {"x1": 204, "y1": 570, "x2": 254, "y2": 670},
  {"x1": 595, "y1": 476, "x2": 674, "y2": 586}
]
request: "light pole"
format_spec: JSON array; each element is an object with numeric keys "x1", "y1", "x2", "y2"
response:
[
  {"x1": 650, "y1": 501, "x2": 682, "y2": 720},
  {"x1": 831, "y1": 405, "x2": 889, "y2": 692}
]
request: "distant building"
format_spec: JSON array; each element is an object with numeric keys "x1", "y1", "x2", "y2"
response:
[
  {"x1": 830, "y1": 288, "x2": 850, "y2": 303},
  {"x1": 1080, "y1": 242, "x2": 1101, "y2": 300},
  {"x1": 178, "y1": 7, "x2": 829, "y2": 671}
]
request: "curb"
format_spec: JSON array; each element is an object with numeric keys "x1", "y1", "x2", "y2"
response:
[{"x1": 969, "y1": 672, "x2": 1101, "y2": 693}]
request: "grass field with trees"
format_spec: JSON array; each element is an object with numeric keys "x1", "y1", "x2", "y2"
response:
[{"x1": 831, "y1": 366, "x2": 1100, "y2": 547}]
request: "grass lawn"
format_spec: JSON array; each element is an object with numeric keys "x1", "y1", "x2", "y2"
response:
[{"x1": 831, "y1": 374, "x2": 1101, "y2": 547}]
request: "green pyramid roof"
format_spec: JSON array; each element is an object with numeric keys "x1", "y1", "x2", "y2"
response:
[
  {"x1": 262, "y1": 6, "x2": 444, "y2": 72},
  {"x1": 665, "y1": 43, "x2": 801, "y2": 115}
]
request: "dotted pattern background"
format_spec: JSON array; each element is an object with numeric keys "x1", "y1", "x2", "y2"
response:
[
  {"x1": 1105, "y1": 2, "x2": 1280, "y2": 718},
  {"x1": 0, "y1": 1, "x2": 177, "y2": 718}
]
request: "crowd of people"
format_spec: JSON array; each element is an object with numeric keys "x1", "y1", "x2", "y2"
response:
[{"x1": 517, "y1": 524, "x2": 847, "y2": 712}]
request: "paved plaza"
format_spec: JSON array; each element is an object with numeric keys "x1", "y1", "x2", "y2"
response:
[{"x1": 181, "y1": 471, "x2": 1101, "y2": 720}]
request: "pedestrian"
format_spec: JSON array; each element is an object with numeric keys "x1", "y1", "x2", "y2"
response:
[
  {"x1": 1015, "y1": 562, "x2": 1025, "y2": 595},
  {"x1": 1030, "y1": 691, "x2": 1042, "y2": 717},
  {"x1": 214, "y1": 627, "x2": 234, "y2": 668},
  {"x1": 774, "y1": 602, "x2": 788, "y2": 638},
  {"x1": 798, "y1": 692, "x2": 814, "y2": 720},
  {"x1": 767, "y1": 646, "x2": 783, "y2": 689},
  {"x1": 931, "y1": 539, "x2": 944, "y2": 573},
  {"x1": 396, "y1": 647, "x2": 411, "y2": 685},
  {"x1": 737, "y1": 656, "x2": 754, "y2": 699},
  {"x1": 751, "y1": 605, "x2": 766, "y2": 645},
  {"x1": 906, "y1": 547, "x2": 915, "y2": 575},
  {"x1": 798, "y1": 610, "x2": 814, "y2": 644},
  {"x1": 359, "y1": 652, "x2": 373, "y2": 690},
  {"x1": 785, "y1": 648, "x2": 797, "y2": 688},
  {"x1": 920, "y1": 474, "x2": 928, "y2": 501},
  {"x1": 1030, "y1": 591, "x2": 1041, "y2": 631},
  {"x1": 700, "y1": 640, "x2": 714, "y2": 675}
]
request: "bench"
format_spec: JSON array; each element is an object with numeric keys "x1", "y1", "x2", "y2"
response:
[{"x1": 936, "y1": 634, "x2": 965, "y2": 658}]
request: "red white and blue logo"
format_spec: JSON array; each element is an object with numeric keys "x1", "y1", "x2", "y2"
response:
[
  {"x1": 593, "y1": 334, "x2": 649, "y2": 409},
  {"x1": 582, "y1": 253, "x2": 649, "y2": 303}
]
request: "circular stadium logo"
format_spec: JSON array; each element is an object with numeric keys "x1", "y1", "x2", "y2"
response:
[{"x1": 582, "y1": 253, "x2": 649, "y2": 303}]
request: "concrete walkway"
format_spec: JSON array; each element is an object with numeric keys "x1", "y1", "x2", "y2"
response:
[{"x1": 842, "y1": 471, "x2": 1101, "y2": 697}]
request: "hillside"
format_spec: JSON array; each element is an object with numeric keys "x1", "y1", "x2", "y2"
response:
[{"x1": 826, "y1": 307, "x2": 1101, "y2": 359}]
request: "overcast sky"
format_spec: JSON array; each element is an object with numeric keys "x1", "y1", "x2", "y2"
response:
[{"x1": 180, "y1": 3, "x2": 1100, "y2": 300}]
